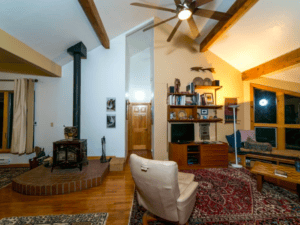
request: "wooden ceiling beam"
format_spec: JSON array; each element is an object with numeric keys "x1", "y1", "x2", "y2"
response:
[
  {"x1": 0, "y1": 29, "x2": 61, "y2": 77},
  {"x1": 242, "y1": 48, "x2": 300, "y2": 81},
  {"x1": 200, "y1": 0, "x2": 259, "y2": 52},
  {"x1": 78, "y1": 0, "x2": 110, "y2": 49}
]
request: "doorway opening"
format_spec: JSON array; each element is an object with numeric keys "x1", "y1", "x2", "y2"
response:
[{"x1": 125, "y1": 21, "x2": 154, "y2": 159}]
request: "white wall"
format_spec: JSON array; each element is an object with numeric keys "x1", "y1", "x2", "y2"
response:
[
  {"x1": 0, "y1": 66, "x2": 73, "y2": 164},
  {"x1": 0, "y1": 19, "x2": 154, "y2": 164},
  {"x1": 128, "y1": 48, "x2": 152, "y2": 103}
]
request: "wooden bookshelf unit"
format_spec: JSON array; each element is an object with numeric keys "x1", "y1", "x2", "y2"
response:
[{"x1": 169, "y1": 142, "x2": 228, "y2": 169}]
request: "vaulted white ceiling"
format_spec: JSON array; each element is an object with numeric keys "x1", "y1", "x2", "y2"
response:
[{"x1": 0, "y1": 0, "x2": 299, "y2": 80}]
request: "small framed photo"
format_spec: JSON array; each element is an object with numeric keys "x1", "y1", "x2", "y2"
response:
[
  {"x1": 201, "y1": 109, "x2": 208, "y2": 115},
  {"x1": 107, "y1": 115, "x2": 116, "y2": 128},
  {"x1": 203, "y1": 93, "x2": 214, "y2": 105},
  {"x1": 107, "y1": 98, "x2": 116, "y2": 112},
  {"x1": 170, "y1": 112, "x2": 176, "y2": 120}
]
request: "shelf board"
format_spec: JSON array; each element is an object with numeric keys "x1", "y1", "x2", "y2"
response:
[
  {"x1": 195, "y1": 85, "x2": 222, "y2": 90},
  {"x1": 168, "y1": 105, "x2": 223, "y2": 109},
  {"x1": 168, "y1": 119, "x2": 223, "y2": 123},
  {"x1": 168, "y1": 93, "x2": 196, "y2": 96},
  {"x1": 169, "y1": 105, "x2": 195, "y2": 108},
  {"x1": 197, "y1": 105, "x2": 223, "y2": 109}
]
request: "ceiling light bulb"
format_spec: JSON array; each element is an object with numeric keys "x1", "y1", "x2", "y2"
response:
[{"x1": 178, "y1": 9, "x2": 192, "y2": 20}]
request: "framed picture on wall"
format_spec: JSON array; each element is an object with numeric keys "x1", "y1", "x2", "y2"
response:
[
  {"x1": 107, "y1": 115, "x2": 116, "y2": 128},
  {"x1": 107, "y1": 98, "x2": 116, "y2": 112}
]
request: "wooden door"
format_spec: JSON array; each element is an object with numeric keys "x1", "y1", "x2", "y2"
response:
[{"x1": 128, "y1": 103, "x2": 151, "y2": 150}]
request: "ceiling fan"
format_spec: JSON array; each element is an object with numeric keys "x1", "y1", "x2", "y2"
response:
[{"x1": 131, "y1": 0, "x2": 232, "y2": 42}]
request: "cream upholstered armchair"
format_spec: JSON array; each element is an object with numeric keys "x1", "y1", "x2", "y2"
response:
[{"x1": 130, "y1": 154, "x2": 198, "y2": 225}]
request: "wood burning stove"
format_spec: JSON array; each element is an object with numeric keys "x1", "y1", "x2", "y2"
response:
[{"x1": 52, "y1": 139, "x2": 87, "y2": 172}]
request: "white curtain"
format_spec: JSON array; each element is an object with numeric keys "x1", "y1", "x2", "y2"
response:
[{"x1": 11, "y1": 79, "x2": 35, "y2": 154}]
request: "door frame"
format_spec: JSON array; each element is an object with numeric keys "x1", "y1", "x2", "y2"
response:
[{"x1": 128, "y1": 102, "x2": 152, "y2": 151}]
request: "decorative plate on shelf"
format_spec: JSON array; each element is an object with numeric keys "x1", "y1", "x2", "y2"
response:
[
  {"x1": 203, "y1": 78, "x2": 212, "y2": 86},
  {"x1": 193, "y1": 77, "x2": 204, "y2": 86},
  {"x1": 178, "y1": 110, "x2": 187, "y2": 119}
]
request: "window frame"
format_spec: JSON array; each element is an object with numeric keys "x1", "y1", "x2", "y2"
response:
[
  {"x1": 250, "y1": 83, "x2": 300, "y2": 150},
  {"x1": 0, "y1": 91, "x2": 13, "y2": 153}
]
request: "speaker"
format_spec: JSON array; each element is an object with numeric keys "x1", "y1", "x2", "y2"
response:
[
  {"x1": 212, "y1": 80, "x2": 220, "y2": 86},
  {"x1": 169, "y1": 86, "x2": 175, "y2": 93}
]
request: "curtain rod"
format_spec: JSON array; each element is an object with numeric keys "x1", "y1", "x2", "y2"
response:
[{"x1": 0, "y1": 79, "x2": 38, "y2": 82}]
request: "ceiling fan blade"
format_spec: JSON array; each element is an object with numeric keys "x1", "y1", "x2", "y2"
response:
[
  {"x1": 174, "y1": 0, "x2": 181, "y2": 6},
  {"x1": 143, "y1": 16, "x2": 178, "y2": 32},
  {"x1": 130, "y1": 3, "x2": 177, "y2": 13},
  {"x1": 187, "y1": 17, "x2": 200, "y2": 38},
  {"x1": 167, "y1": 20, "x2": 182, "y2": 42},
  {"x1": 194, "y1": 0, "x2": 213, "y2": 8},
  {"x1": 193, "y1": 8, "x2": 232, "y2": 21}
]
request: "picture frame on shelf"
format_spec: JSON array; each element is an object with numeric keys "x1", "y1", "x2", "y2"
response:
[
  {"x1": 170, "y1": 112, "x2": 176, "y2": 120},
  {"x1": 201, "y1": 109, "x2": 208, "y2": 115},
  {"x1": 203, "y1": 93, "x2": 214, "y2": 105}
]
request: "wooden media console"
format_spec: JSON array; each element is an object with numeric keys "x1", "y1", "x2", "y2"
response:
[{"x1": 169, "y1": 142, "x2": 228, "y2": 169}]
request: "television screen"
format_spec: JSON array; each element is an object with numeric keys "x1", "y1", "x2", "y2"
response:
[{"x1": 171, "y1": 124, "x2": 194, "y2": 143}]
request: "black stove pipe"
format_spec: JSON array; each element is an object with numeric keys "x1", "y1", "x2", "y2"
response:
[{"x1": 67, "y1": 42, "x2": 87, "y2": 139}]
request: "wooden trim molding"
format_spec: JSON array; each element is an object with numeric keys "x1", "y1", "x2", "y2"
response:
[
  {"x1": 0, "y1": 164, "x2": 29, "y2": 168},
  {"x1": 0, "y1": 29, "x2": 61, "y2": 77},
  {"x1": 242, "y1": 48, "x2": 300, "y2": 81},
  {"x1": 200, "y1": 0, "x2": 259, "y2": 52},
  {"x1": 78, "y1": 0, "x2": 110, "y2": 49}
]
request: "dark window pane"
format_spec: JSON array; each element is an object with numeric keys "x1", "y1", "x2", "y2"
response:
[
  {"x1": 285, "y1": 94, "x2": 300, "y2": 124},
  {"x1": 0, "y1": 93, "x2": 3, "y2": 149},
  {"x1": 285, "y1": 128, "x2": 300, "y2": 150},
  {"x1": 254, "y1": 88, "x2": 277, "y2": 123},
  {"x1": 6, "y1": 93, "x2": 13, "y2": 149},
  {"x1": 255, "y1": 127, "x2": 277, "y2": 147}
]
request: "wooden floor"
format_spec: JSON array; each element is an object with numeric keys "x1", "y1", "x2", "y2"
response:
[{"x1": 0, "y1": 150, "x2": 152, "y2": 225}]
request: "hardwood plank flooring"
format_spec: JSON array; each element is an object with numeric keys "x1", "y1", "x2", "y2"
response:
[{"x1": 0, "y1": 150, "x2": 152, "y2": 225}]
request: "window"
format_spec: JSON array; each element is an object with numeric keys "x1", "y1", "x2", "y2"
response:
[
  {"x1": 0, "y1": 91, "x2": 14, "y2": 153},
  {"x1": 251, "y1": 84, "x2": 300, "y2": 150},
  {"x1": 285, "y1": 94, "x2": 300, "y2": 124},
  {"x1": 254, "y1": 88, "x2": 277, "y2": 123},
  {"x1": 255, "y1": 127, "x2": 277, "y2": 147}
]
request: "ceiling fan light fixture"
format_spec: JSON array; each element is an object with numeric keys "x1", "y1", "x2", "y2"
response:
[{"x1": 178, "y1": 8, "x2": 192, "y2": 20}]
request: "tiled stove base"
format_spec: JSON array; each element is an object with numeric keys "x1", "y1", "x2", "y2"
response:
[{"x1": 12, "y1": 160, "x2": 109, "y2": 195}]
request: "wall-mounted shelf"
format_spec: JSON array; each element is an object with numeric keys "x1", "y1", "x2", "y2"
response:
[
  {"x1": 168, "y1": 119, "x2": 223, "y2": 123},
  {"x1": 168, "y1": 105, "x2": 223, "y2": 109},
  {"x1": 167, "y1": 93, "x2": 197, "y2": 96},
  {"x1": 195, "y1": 86, "x2": 223, "y2": 91},
  {"x1": 167, "y1": 84, "x2": 223, "y2": 141}
]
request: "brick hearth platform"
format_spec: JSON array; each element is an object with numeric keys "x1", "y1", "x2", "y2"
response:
[{"x1": 11, "y1": 160, "x2": 109, "y2": 196}]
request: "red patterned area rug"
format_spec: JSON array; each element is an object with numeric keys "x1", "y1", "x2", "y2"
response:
[{"x1": 129, "y1": 168, "x2": 300, "y2": 224}]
